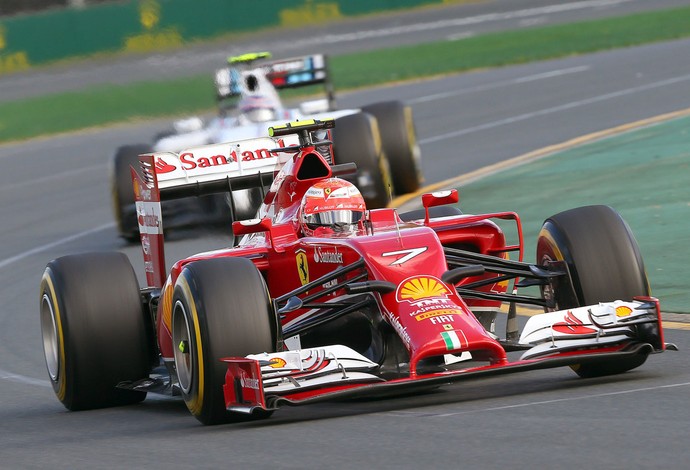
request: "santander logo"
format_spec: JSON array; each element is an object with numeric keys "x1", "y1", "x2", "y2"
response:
[
  {"x1": 552, "y1": 310, "x2": 597, "y2": 335},
  {"x1": 153, "y1": 139, "x2": 286, "y2": 174},
  {"x1": 155, "y1": 158, "x2": 176, "y2": 174}
]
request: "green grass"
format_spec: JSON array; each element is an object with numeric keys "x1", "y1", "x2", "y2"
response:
[
  {"x1": 454, "y1": 115, "x2": 690, "y2": 313},
  {"x1": 3, "y1": 5, "x2": 690, "y2": 142}
]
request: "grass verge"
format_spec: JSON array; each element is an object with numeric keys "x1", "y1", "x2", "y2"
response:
[
  {"x1": 3, "y1": 5, "x2": 690, "y2": 142},
  {"x1": 456, "y1": 115, "x2": 690, "y2": 313}
]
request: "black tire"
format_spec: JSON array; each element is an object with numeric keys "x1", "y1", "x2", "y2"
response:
[
  {"x1": 361, "y1": 101, "x2": 422, "y2": 194},
  {"x1": 111, "y1": 144, "x2": 152, "y2": 242},
  {"x1": 172, "y1": 257, "x2": 276, "y2": 425},
  {"x1": 226, "y1": 188, "x2": 263, "y2": 221},
  {"x1": 399, "y1": 206, "x2": 462, "y2": 222},
  {"x1": 39, "y1": 252, "x2": 151, "y2": 410},
  {"x1": 333, "y1": 112, "x2": 392, "y2": 208},
  {"x1": 536, "y1": 205, "x2": 651, "y2": 378}
]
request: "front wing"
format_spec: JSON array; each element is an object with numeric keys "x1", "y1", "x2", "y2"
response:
[
  {"x1": 223, "y1": 298, "x2": 666, "y2": 414},
  {"x1": 223, "y1": 343, "x2": 656, "y2": 413}
]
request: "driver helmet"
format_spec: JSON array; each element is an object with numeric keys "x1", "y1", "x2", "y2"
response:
[
  {"x1": 239, "y1": 94, "x2": 277, "y2": 123},
  {"x1": 300, "y1": 178, "x2": 366, "y2": 236}
]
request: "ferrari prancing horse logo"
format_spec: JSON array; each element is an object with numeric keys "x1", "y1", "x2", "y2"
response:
[{"x1": 296, "y1": 249, "x2": 309, "y2": 285}]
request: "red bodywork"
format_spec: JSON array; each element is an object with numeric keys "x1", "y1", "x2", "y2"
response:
[
  {"x1": 131, "y1": 130, "x2": 664, "y2": 414},
  {"x1": 133, "y1": 146, "x2": 515, "y2": 369}
]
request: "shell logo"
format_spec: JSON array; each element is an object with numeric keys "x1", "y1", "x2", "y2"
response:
[
  {"x1": 268, "y1": 358, "x2": 287, "y2": 369},
  {"x1": 615, "y1": 305, "x2": 633, "y2": 317},
  {"x1": 397, "y1": 276, "x2": 450, "y2": 302}
]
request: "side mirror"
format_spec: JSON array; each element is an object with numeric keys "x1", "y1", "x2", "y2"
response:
[
  {"x1": 299, "y1": 98, "x2": 330, "y2": 115},
  {"x1": 173, "y1": 116, "x2": 204, "y2": 133},
  {"x1": 421, "y1": 189, "x2": 459, "y2": 224},
  {"x1": 232, "y1": 217, "x2": 272, "y2": 236}
]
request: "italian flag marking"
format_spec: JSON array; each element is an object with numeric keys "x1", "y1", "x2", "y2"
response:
[{"x1": 441, "y1": 331, "x2": 462, "y2": 351}]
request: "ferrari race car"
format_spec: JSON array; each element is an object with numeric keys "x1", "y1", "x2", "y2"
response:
[
  {"x1": 43, "y1": 119, "x2": 673, "y2": 425},
  {"x1": 110, "y1": 52, "x2": 422, "y2": 241}
]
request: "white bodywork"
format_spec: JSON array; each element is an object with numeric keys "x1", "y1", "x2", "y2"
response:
[
  {"x1": 153, "y1": 106, "x2": 357, "y2": 153},
  {"x1": 519, "y1": 300, "x2": 658, "y2": 360},
  {"x1": 246, "y1": 345, "x2": 382, "y2": 394}
]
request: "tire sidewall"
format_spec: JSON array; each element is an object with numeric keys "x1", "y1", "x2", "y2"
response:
[
  {"x1": 172, "y1": 258, "x2": 275, "y2": 424},
  {"x1": 537, "y1": 205, "x2": 650, "y2": 308},
  {"x1": 39, "y1": 252, "x2": 150, "y2": 410},
  {"x1": 111, "y1": 144, "x2": 151, "y2": 240}
]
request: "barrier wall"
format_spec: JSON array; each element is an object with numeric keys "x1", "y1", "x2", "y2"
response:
[{"x1": 0, "y1": 0, "x2": 454, "y2": 75}]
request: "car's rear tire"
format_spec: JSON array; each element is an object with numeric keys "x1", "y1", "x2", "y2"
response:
[
  {"x1": 536, "y1": 205, "x2": 651, "y2": 378},
  {"x1": 111, "y1": 144, "x2": 151, "y2": 242},
  {"x1": 333, "y1": 112, "x2": 392, "y2": 208},
  {"x1": 40, "y1": 252, "x2": 151, "y2": 410},
  {"x1": 172, "y1": 257, "x2": 276, "y2": 425},
  {"x1": 361, "y1": 101, "x2": 422, "y2": 194}
]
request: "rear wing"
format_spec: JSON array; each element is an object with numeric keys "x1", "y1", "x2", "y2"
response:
[
  {"x1": 148, "y1": 136, "x2": 296, "y2": 200},
  {"x1": 214, "y1": 53, "x2": 334, "y2": 109},
  {"x1": 131, "y1": 135, "x2": 295, "y2": 288}
]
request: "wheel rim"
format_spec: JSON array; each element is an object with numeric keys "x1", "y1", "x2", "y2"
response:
[
  {"x1": 172, "y1": 300, "x2": 195, "y2": 394},
  {"x1": 40, "y1": 294, "x2": 59, "y2": 382},
  {"x1": 539, "y1": 253, "x2": 557, "y2": 311}
]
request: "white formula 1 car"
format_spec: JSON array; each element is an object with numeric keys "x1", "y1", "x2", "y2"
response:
[{"x1": 110, "y1": 52, "x2": 422, "y2": 241}]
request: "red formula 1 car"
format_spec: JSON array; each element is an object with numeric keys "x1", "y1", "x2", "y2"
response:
[{"x1": 40, "y1": 119, "x2": 672, "y2": 425}]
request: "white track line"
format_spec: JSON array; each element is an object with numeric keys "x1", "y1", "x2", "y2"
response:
[
  {"x1": 420, "y1": 73, "x2": 690, "y2": 144},
  {"x1": 408, "y1": 65, "x2": 590, "y2": 105},
  {"x1": 285, "y1": 0, "x2": 635, "y2": 47},
  {"x1": 0, "y1": 163, "x2": 104, "y2": 193},
  {"x1": 0, "y1": 369, "x2": 51, "y2": 388},
  {"x1": 388, "y1": 381, "x2": 690, "y2": 418},
  {"x1": 0, "y1": 222, "x2": 114, "y2": 271}
]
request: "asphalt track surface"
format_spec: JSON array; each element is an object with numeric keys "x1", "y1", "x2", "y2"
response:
[{"x1": 2, "y1": 4, "x2": 690, "y2": 470}]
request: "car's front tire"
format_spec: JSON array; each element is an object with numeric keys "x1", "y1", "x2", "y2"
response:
[
  {"x1": 536, "y1": 205, "x2": 651, "y2": 377},
  {"x1": 172, "y1": 257, "x2": 276, "y2": 425}
]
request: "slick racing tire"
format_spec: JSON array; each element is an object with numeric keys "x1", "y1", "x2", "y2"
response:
[
  {"x1": 536, "y1": 205, "x2": 651, "y2": 378},
  {"x1": 362, "y1": 101, "x2": 423, "y2": 194},
  {"x1": 39, "y1": 252, "x2": 152, "y2": 410},
  {"x1": 333, "y1": 112, "x2": 393, "y2": 209},
  {"x1": 111, "y1": 143, "x2": 152, "y2": 242},
  {"x1": 172, "y1": 258, "x2": 276, "y2": 425}
]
